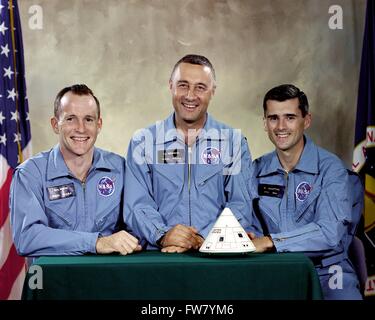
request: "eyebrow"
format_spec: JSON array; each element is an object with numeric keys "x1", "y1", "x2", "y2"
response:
[
  {"x1": 63, "y1": 114, "x2": 97, "y2": 119},
  {"x1": 177, "y1": 80, "x2": 207, "y2": 87},
  {"x1": 267, "y1": 113, "x2": 298, "y2": 118},
  {"x1": 284, "y1": 113, "x2": 298, "y2": 117}
]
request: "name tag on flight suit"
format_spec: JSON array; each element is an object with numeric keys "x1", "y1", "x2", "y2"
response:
[
  {"x1": 158, "y1": 149, "x2": 185, "y2": 164},
  {"x1": 47, "y1": 183, "x2": 76, "y2": 201},
  {"x1": 258, "y1": 183, "x2": 285, "y2": 198}
]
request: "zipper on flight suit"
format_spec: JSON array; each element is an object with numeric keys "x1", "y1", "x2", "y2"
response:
[
  {"x1": 284, "y1": 170, "x2": 289, "y2": 195},
  {"x1": 82, "y1": 180, "x2": 86, "y2": 200},
  {"x1": 281, "y1": 169, "x2": 289, "y2": 231},
  {"x1": 81, "y1": 179, "x2": 87, "y2": 229},
  {"x1": 273, "y1": 228, "x2": 318, "y2": 242},
  {"x1": 188, "y1": 146, "x2": 192, "y2": 226}
]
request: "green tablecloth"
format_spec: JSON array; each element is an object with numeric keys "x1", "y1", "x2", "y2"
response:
[{"x1": 22, "y1": 251, "x2": 323, "y2": 300}]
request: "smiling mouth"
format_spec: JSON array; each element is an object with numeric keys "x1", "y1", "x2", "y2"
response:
[
  {"x1": 275, "y1": 132, "x2": 290, "y2": 139},
  {"x1": 71, "y1": 136, "x2": 90, "y2": 142},
  {"x1": 182, "y1": 102, "x2": 199, "y2": 110}
]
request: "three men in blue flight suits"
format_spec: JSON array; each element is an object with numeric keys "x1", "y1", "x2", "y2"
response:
[
  {"x1": 124, "y1": 54, "x2": 254, "y2": 252},
  {"x1": 250, "y1": 84, "x2": 362, "y2": 299},
  {"x1": 10, "y1": 58, "x2": 362, "y2": 300},
  {"x1": 10, "y1": 84, "x2": 141, "y2": 256}
]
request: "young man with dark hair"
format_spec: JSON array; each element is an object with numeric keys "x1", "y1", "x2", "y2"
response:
[{"x1": 250, "y1": 84, "x2": 362, "y2": 299}]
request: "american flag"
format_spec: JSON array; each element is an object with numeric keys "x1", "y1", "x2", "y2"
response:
[{"x1": 0, "y1": 0, "x2": 31, "y2": 300}]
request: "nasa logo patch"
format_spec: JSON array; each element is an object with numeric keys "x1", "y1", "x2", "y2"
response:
[
  {"x1": 97, "y1": 177, "x2": 115, "y2": 197},
  {"x1": 201, "y1": 147, "x2": 221, "y2": 165},
  {"x1": 295, "y1": 181, "x2": 312, "y2": 202}
]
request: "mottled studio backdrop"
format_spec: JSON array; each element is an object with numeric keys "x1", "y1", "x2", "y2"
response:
[{"x1": 19, "y1": 0, "x2": 366, "y2": 166}]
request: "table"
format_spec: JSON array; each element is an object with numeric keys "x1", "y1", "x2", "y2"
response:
[{"x1": 22, "y1": 251, "x2": 322, "y2": 300}]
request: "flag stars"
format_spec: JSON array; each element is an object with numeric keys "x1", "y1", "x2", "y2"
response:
[
  {"x1": 0, "y1": 133, "x2": 6, "y2": 146},
  {"x1": 7, "y1": 88, "x2": 16, "y2": 101},
  {"x1": 1, "y1": 44, "x2": 10, "y2": 57},
  {"x1": 0, "y1": 21, "x2": 8, "y2": 35},
  {"x1": 13, "y1": 132, "x2": 21, "y2": 143},
  {"x1": 3, "y1": 66, "x2": 14, "y2": 79},
  {"x1": 10, "y1": 110, "x2": 18, "y2": 121},
  {"x1": 0, "y1": 111, "x2": 5, "y2": 125}
]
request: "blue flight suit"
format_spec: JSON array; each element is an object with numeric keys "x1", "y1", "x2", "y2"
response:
[
  {"x1": 10, "y1": 145, "x2": 125, "y2": 256},
  {"x1": 124, "y1": 113, "x2": 254, "y2": 249},
  {"x1": 252, "y1": 136, "x2": 362, "y2": 300}
]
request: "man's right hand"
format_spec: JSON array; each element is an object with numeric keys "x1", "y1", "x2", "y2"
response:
[
  {"x1": 96, "y1": 230, "x2": 142, "y2": 255},
  {"x1": 159, "y1": 224, "x2": 203, "y2": 250}
]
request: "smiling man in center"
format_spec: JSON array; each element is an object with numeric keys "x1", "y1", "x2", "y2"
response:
[{"x1": 124, "y1": 54, "x2": 255, "y2": 252}]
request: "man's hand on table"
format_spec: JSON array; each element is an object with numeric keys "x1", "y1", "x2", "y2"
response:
[
  {"x1": 96, "y1": 230, "x2": 142, "y2": 255},
  {"x1": 159, "y1": 224, "x2": 204, "y2": 253}
]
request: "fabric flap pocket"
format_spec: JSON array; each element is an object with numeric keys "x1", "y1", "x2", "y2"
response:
[
  {"x1": 95, "y1": 196, "x2": 121, "y2": 230},
  {"x1": 257, "y1": 200, "x2": 280, "y2": 228},
  {"x1": 196, "y1": 164, "x2": 225, "y2": 186},
  {"x1": 45, "y1": 198, "x2": 76, "y2": 228},
  {"x1": 295, "y1": 185, "x2": 322, "y2": 222},
  {"x1": 153, "y1": 163, "x2": 183, "y2": 187}
]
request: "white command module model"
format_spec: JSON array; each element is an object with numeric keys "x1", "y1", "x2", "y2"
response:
[{"x1": 199, "y1": 208, "x2": 256, "y2": 253}]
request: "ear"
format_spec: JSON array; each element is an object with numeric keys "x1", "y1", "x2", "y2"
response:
[
  {"x1": 51, "y1": 117, "x2": 59, "y2": 134},
  {"x1": 304, "y1": 113, "x2": 312, "y2": 130},
  {"x1": 97, "y1": 117, "x2": 102, "y2": 132},
  {"x1": 211, "y1": 84, "x2": 216, "y2": 96},
  {"x1": 169, "y1": 79, "x2": 173, "y2": 92},
  {"x1": 263, "y1": 117, "x2": 268, "y2": 132}
]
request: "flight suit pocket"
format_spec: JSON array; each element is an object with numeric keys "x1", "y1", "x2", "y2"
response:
[
  {"x1": 95, "y1": 198, "x2": 122, "y2": 234},
  {"x1": 45, "y1": 197, "x2": 77, "y2": 229},
  {"x1": 295, "y1": 186, "x2": 321, "y2": 224},
  {"x1": 256, "y1": 199, "x2": 280, "y2": 233},
  {"x1": 196, "y1": 164, "x2": 225, "y2": 203},
  {"x1": 196, "y1": 164, "x2": 225, "y2": 186},
  {"x1": 152, "y1": 164, "x2": 184, "y2": 205}
]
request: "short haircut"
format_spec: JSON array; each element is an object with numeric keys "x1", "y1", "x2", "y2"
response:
[
  {"x1": 170, "y1": 54, "x2": 216, "y2": 82},
  {"x1": 263, "y1": 84, "x2": 309, "y2": 117},
  {"x1": 54, "y1": 84, "x2": 100, "y2": 118}
]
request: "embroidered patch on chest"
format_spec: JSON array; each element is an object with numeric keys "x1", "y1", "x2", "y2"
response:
[
  {"x1": 201, "y1": 147, "x2": 221, "y2": 165},
  {"x1": 97, "y1": 177, "x2": 115, "y2": 197},
  {"x1": 295, "y1": 181, "x2": 312, "y2": 202}
]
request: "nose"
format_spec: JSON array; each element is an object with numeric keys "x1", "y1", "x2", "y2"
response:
[
  {"x1": 75, "y1": 119, "x2": 85, "y2": 133},
  {"x1": 276, "y1": 118, "x2": 286, "y2": 130},
  {"x1": 185, "y1": 86, "x2": 196, "y2": 100}
]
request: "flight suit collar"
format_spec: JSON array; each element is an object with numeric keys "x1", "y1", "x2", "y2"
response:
[
  {"x1": 46, "y1": 145, "x2": 71, "y2": 180},
  {"x1": 197, "y1": 113, "x2": 227, "y2": 143},
  {"x1": 258, "y1": 135, "x2": 318, "y2": 176},
  {"x1": 47, "y1": 145, "x2": 114, "y2": 180},
  {"x1": 294, "y1": 135, "x2": 319, "y2": 174},
  {"x1": 258, "y1": 151, "x2": 284, "y2": 176},
  {"x1": 155, "y1": 112, "x2": 226, "y2": 146},
  {"x1": 93, "y1": 148, "x2": 117, "y2": 172},
  {"x1": 155, "y1": 113, "x2": 184, "y2": 145}
]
